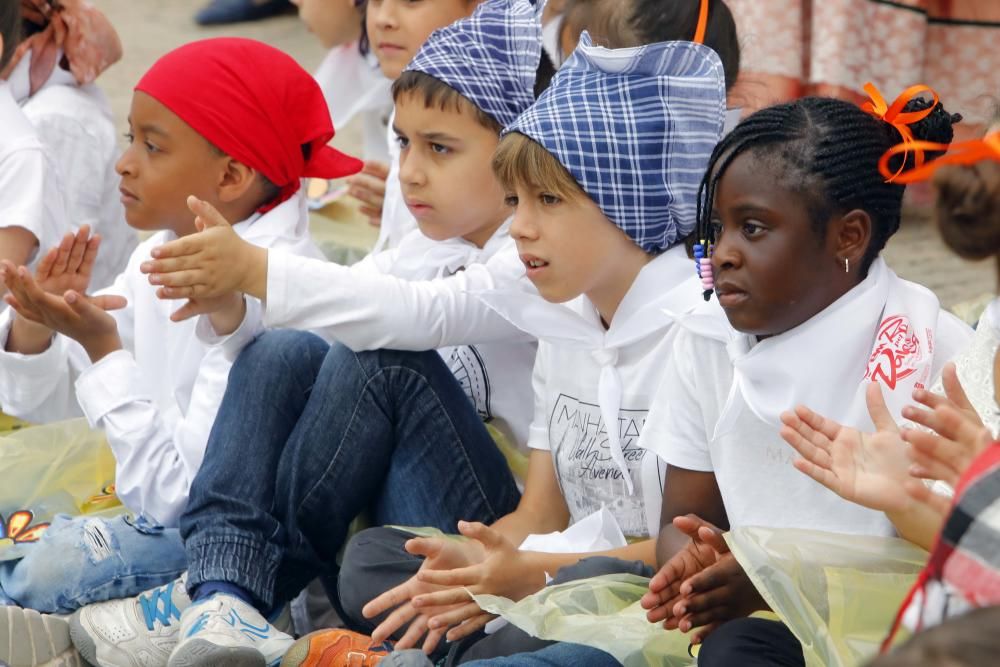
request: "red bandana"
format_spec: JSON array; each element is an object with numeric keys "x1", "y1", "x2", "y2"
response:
[{"x1": 136, "y1": 37, "x2": 363, "y2": 211}]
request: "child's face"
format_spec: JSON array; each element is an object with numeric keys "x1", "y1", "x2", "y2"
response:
[
  {"x1": 291, "y1": 0, "x2": 361, "y2": 49},
  {"x1": 710, "y1": 151, "x2": 852, "y2": 337},
  {"x1": 367, "y1": 0, "x2": 477, "y2": 80},
  {"x1": 509, "y1": 184, "x2": 641, "y2": 307},
  {"x1": 116, "y1": 91, "x2": 232, "y2": 236},
  {"x1": 393, "y1": 92, "x2": 509, "y2": 247}
]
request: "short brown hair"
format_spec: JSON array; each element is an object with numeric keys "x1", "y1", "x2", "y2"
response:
[
  {"x1": 392, "y1": 70, "x2": 503, "y2": 134},
  {"x1": 491, "y1": 131, "x2": 585, "y2": 201}
]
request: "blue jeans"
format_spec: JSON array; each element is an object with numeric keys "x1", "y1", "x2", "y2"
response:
[
  {"x1": 0, "y1": 514, "x2": 186, "y2": 613},
  {"x1": 180, "y1": 330, "x2": 521, "y2": 609},
  {"x1": 384, "y1": 644, "x2": 622, "y2": 666}
]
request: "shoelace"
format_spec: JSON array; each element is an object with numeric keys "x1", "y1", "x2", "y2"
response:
[{"x1": 139, "y1": 581, "x2": 182, "y2": 631}]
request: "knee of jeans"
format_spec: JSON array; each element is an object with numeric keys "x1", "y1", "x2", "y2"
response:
[
  {"x1": 549, "y1": 556, "x2": 653, "y2": 585},
  {"x1": 0, "y1": 517, "x2": 112, "y2": 612},
  {"x1": 237, "y1": 330, "x2": 328, "y2": 375}
]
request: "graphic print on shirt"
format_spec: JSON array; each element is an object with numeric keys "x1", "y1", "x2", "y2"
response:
[
  {"x1": 864, "y1": 314, "x2": 930, "y2": 390},
  {"x1": 549, "y1": 394, "x2": 660, "y2": 538},
  {"x1": 445, "y1": 345, "x2": 493, "y2": 422}
]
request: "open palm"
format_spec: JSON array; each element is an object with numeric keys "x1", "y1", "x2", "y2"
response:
[
  {"x1": 781, "y1": 383, "x2": 912, "y2": 513},
  {"x1": 35, "y1": 227, "x2": 100, "y2": 297}
]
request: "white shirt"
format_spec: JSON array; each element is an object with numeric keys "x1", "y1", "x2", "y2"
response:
[
  {"x1": 373, "y1": 110, "x2": 418, "y2": 251},
  {"x1": 0, "y1": 194, "x2": 322, "y2": 527},
  {"x1": 314, "y1": 44, "x2": 393, "y2": 163},
  {"x1": 202, "y1": 223, "x2": 537, "y2": 456},
  {"x1": 478, "y1": 247, "x2": 704, "y2": 540},
  {"x1": 643, "y1": 262, "x2": 973, "y2": 536},
  {"x1": 0, "y1": 80, "x2": 62, "y2": 265}
]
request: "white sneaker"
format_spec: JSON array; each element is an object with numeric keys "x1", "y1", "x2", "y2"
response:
[
  {"x1": 0, "y1": 606, "x2": 84, "y2": 667},
  {"x1": 69, "y1": 575, "x2": 190, "y2": 667},
  {"x1": 167, "y1": 593, "x2": 293, "y2": 667}
]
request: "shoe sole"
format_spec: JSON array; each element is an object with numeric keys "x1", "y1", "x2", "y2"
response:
[
  {"x1": 66, "y1": 611, "x2": 99, "y2": 667},
  {"x1": 168, "y1": 640, "x2": 265, "y2": 667},
  {"x1": 0, "y1": 606, "x2": 86, "y2": 666}
]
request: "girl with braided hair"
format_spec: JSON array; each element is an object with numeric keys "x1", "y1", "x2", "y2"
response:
[{"x1": 637, "y1": 90, "x2": 970, "y2": 666}]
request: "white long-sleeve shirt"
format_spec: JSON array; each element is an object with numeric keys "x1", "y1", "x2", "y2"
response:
[
  {"x1": 203, "y1": 223, "x2": 537, "y2": 455},
  {"x1": 0, "y1": 194, "x2": 321, "y2": 527}
]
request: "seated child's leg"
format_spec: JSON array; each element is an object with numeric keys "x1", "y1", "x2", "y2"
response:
[
  {"x1": 0, "y1": 514, "x2": 185, "y2": 614},
  {"x1": 697, "y1": 617, "x2": 805, "y2": 667},
  {"x1": 183, "y1": 345, "x2": 521, "y2": 612},
  {"x1": 383, "y1": 643, "x2": 622, "y2": 667}
]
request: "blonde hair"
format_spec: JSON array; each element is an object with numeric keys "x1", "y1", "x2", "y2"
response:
[{"x1": 491, "y1": 132, "x2": 585, "y2": 200}]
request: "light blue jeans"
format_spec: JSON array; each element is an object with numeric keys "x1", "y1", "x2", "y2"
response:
[{"x1": 0, "y1": 514, "x2": 186, "y2": 614}]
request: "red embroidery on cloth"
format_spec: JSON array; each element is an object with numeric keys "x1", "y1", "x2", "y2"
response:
[{"x1": 865, "y1": 315, "x2": 923, "y2": 389}]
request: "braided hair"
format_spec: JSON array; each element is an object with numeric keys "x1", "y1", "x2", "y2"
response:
[{"x1": 694, "y1": 96, "x2": 961, "y2": 275}]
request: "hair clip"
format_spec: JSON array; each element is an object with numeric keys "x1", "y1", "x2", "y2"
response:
[
  {"x1": 694, "y1": 241, "x2": 714, "y2": 301},
  {"x1": 861, "y1": 82, "x2": 940, "y2": 182},
  {"x1": 878, "y1": 132, "x2": 1000, "y2": 184}
]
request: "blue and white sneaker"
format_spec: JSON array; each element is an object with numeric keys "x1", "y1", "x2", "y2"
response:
[
  {"x1": 69, "y1": 575, "x2": 190, "y2": 667},
  {"x1": 168, "y1": 593, "x2": 294, "y2": 667}
]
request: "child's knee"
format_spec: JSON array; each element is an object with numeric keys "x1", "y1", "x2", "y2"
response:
[{"x1": 338, "y1": 527, "x2": 420, "y2": 630}]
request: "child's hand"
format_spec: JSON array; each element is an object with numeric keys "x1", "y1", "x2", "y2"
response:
[
  {"x1": 780, "y1": 383, "x2": 913, "y2": 513},
  {"x1": 2, "y1": 263, "x2": 126, "y2": 362},
  {"x1": 141, "y1": 196, "x2": 268, "y2": 304},
  {"x1": 34, "y1": 226, "x2": 101, "y2": 298},
  {"x1": 408, "y1": 522, "x2": 538, "y2": 642},
  {"x1": 673, "y1": 552, "x2": 768, "y2": 644},
  {"x1": 363, "y1": 534, "x2": 486, "y2": 653},
  {"x1": 346, "y1": 160, "x2": 390, "y2": 225},
  {"x1": 901, "y1": 399, "x2": 992, "y2": 488},
  {"x1": 912, "y1": 363, "x2": 985, "y2": 430},
  {"x1": 641, "y1": 514, "x2": 726, "y2": 628}
]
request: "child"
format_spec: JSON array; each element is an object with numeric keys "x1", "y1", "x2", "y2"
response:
[
  {"x1": 0, "y1": 35, "x2": 361, "y2": 663},
  {"x1": 637, "y1": 92, "x2": 970, "y2": 666},
  {"x1": 69, "y1": 3, "x2": 545, "y2": 666},
  {"x1": 370, "y1": 0, "x2": 483, "y2": 249},
  {"x1": 5, "y1": 0, "x2": 138, "y2": 290},
  {"x1": 0, "y1": 2, "x2": 62, "y2": 290},
  {"x1": 288, "y1": 28, "x2": 732, "y2": 666},
  {"x1": 294, "y1": 0, "x2": 395, "y2": 220},
  {"x1": 780, "y1": 129, "x2": 1000, "y2": 650}
]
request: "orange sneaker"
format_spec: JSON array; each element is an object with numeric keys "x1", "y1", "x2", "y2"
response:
[{"x1": 281, "y1": 629, "x2": 392, "y2": 667}]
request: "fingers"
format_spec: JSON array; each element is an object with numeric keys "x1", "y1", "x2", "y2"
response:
[
  {"x1": 394, "y1": 612, "x2": 429, "y2": 651},
  {"x1": 66, "y1": 225, "x2": 92, "y2": 275},
  {"x1": 427, "y1": 601, "x2": 482, "y2": 632},
  {"x1": 696, "y1": 526, "x2": 729, "y2": 555},
  {"x1": 187, "y1": 195, "x2": 233, "y2": 229},
  {"x1": 791, "y1": 457, "x2": 841, "y2": 493},
  {"x1": 50, "y1": 231, "x2": 76, "y2": 277},
  {"x1": 141, "y1": 256, "x2": 199, "y2": 276},
  {"x1": 89, "y1": 294, "x2": 129, "y2": 312},
  {"x1": 78, "y1": 234, "x2": 102, "y2": 281},
  {"x1": 673, "y1": 514, "x2": 712, "y2": 540},
  {"x1": 149, "y1": 237, "x2": 201, "y2": 261},
  {"x1": 148, "y1": 271, "x2": 206, "y2": 290},
  {"x1": 169, "y1": 300, "x2": 208, "y2": 322},
  {"x1": 34, "y1": 246, "x2": 58, "y2": 283},
  {"x1": 457, "y1": 521, "x2": 505, "y2": 550},
  {"x1": 404, "y1": 537, "x2": 445, "y2": 560},
  {"x1": 792, "y1": 403, "x2": 842, "y2": 443},
  {"x1": 445, "y1": 612, "x2": 494, "y2": 643},
  {"x1": 903, "y1": 404, "x2": 990, "y2": 460},
  {"x1": 363, "y1": 579, "x2": 416, "y2": 620},
  {"x1": 370, "y1": 600, "x2": 419, "y2": 646},
  {"x1": 690, "y1": 622, "x2": 722, "y2": 646},
  {"x1": 363, "y1": 159, "x2": 391, "y2": 179},
  {"x1": 866, "y1": 382, "x2": 899, "y2": 433},
  {"x1": 418, "y1": 564, "x2": 479, "y2": 588},
  {"x1": 414, "y1": 588, "x2": 473, "y2": 610},
  {"x1": 779, "y1": 419, "x2": 831, "y2": 469},
  {"x1": 939, "y1": 363, "x2": 977, "y2": 416},
  {"x1": 421, "y1": 626, "x2": 447, "y2": 655},
  {"x1": 903, "y1": 479, "x2": 951, "y2": 519},
  {"x1": 347, "y1": 173, "x2": 388, "y2": 206}
]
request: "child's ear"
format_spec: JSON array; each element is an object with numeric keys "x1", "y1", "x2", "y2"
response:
[
  {"x1": 217, "y1": 159, "x2": 258, "y2": 204},
  {"x1": 832, "y1": 209, "x2": 872, "y2": 267}
]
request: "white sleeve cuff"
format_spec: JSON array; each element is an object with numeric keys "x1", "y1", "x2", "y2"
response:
[
  {"x1": 527, "y1": 423, "x2": 551, "y2": 451},
  {"x1": 0, "y1": 312, "x2": 65, "y2": 402},
  {"x1": 262, "y1": 248, "x2": 290, "y2": 328},
  {"x1": 194, "y1": 297, "x2": 264, "y2": 362},
  {"x1": 75, "y1": 349, "x2": 151, "y2": 426}
]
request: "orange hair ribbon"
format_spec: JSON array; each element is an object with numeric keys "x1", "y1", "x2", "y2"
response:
[
  {"x1": 878, "y1": 132, "x2": 1000, "y2": 184},
  {"x1": 861, "y1": 82, "x2": 940, "y2": 182},
  {"x1": 694, "y1": 0, "x2": 709, "y2": 44}
]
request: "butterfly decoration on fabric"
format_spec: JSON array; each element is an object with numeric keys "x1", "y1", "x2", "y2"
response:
[{"x1": 0, "y1": 510, "x2": 50, "y2": 545}]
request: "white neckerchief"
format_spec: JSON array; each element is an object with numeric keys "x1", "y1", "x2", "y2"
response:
[
  {"x1": 8, "y1": 52, "x2": 77, "y2": 104},
  {"x1": 390, "y1": 218, "x2": 513, "y2": 281},
  {"x1": 680, "y1": 258, "x2": 944, "y2": 438},
  {"x1": 541, "y1": 13, "x2": 565, "y2": 68},
  {"x1": 984, "y1": 298, "x2": 1000, "y2": 335},
  {"x1": 476, "y1": 244, "x2": 702, "y2": 493}
]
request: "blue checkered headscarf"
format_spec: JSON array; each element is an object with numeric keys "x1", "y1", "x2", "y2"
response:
[
  {"x1": 404, "y1": 0, "x2": 542, "y2": 129},
  {"x1": 506, "y1": 33, "x2": 727, "y2": 252}
]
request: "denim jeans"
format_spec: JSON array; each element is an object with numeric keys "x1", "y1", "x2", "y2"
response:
[
  {"x1": 0, "y1": 514, "x2": 186, "y2": 614},
  {"x1": 180, "y1": 330, "x2": 521, "y2": 609}
]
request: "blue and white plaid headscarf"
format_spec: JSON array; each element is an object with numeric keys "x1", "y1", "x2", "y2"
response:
[
  {"x1": 404, "y1": 0, "x2": 543, "y2": 129},
  {"x1": 506, "y1": 33, "x2": 727, "y2": 252}
]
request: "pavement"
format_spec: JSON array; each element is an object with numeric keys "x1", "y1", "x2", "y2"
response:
[{"x1": 94, "y1": 0, "x2": 993, "y2": 313}]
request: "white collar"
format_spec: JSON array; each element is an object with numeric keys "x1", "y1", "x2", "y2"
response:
[
  {"x1": 476, "y1": 244, "x2": 703, "y2": 493},
  {"x1": 679, "y1": 258, "x2": 948, "y2": 438},
  {"x1": 390, "y1": 217, "x2": 514, "y2": 280}
]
